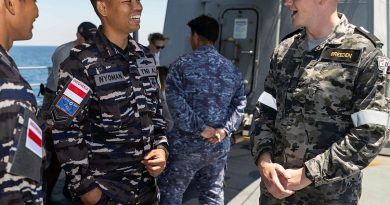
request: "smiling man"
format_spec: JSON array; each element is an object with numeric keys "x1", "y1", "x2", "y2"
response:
[
  {"x1": 49, "y1": 0, "x2": 168, "y2": 204},
  {"x1": 251, "y1": 0, "x2": 389, "y2": 204},
  {"x1": 0, "y1": 0, "x2": 42, "y2": 204}
]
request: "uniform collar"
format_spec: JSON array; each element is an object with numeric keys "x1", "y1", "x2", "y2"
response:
[
  {"x1": 297, "y1": 13, "x2": 350, "y2": 52},
  {"x1": 194, "y1": 45, "x2": 215, "y2": 53},
  {"x1": 95, "y1": 26, "x2": 146, "y2": 59},
  {"x1": 0, "y1": 45, "x2": 17, "y2": 69}
]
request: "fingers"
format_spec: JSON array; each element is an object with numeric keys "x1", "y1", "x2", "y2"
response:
[{"x1": 261, "y1": 163, "x2": 294, "y2": 199}]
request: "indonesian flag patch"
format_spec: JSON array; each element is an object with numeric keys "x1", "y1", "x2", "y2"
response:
[
  {"x1": 63, "y1": 78, "x2": 90, "y2": 104},
  {"x1": 25, "y1": 118, "x2": 43, "y2": 158}
]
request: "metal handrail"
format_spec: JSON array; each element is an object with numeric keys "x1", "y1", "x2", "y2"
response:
[{"x1": 19, "y1": 66, "x2": 50, "y2": 70}]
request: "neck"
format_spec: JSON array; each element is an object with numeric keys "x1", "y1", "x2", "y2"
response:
[
  {"x1": 102, "y1": 25, "x2": 129, "y2": 50},
  {"x1": 306, "y1": 12, "x2": 340, "y2": 40},
  {"x1": 0, "y1": 24, "x2": 12, "y2": 51}
]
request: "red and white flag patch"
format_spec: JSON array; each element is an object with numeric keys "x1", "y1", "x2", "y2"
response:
[
  {"x1": 25, "y1": 118, "x2": 43, "y2": 158},
  {"x1": 63, "y1": 78, "x2": 91, "y2": 104}
]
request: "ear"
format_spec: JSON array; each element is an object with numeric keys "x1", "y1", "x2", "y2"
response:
[
  {"x1": 4, "y1": 0, "x2": 16, "y2": 15},
  {"x1": 96, "y1": 0, "x2": 108, "y2": 17}
]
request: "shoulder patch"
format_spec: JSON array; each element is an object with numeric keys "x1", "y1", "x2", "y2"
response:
[
  {"x1": 378, "y1": 56, "x2": 390, "y2": 75},
  {"x1": 281, "y1": 28, "x2": 304, "y2": 41},
  {"x1": 51, "y1": 78, "x2": 91, "y2": 123},
  {"x1": 321, "y1": 47, "x2": 362, "y2": 64},
  {"x1": 354, "y1": 27, "x2": 383, "y2": 48}
]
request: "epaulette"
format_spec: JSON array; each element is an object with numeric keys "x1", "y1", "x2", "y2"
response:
[
  {"x1": 281, "y1": 28, "x2": 304, "y2": 41},
  {"x1": 69, "y1": 43, "x2": 92, "y2": 57},
  {"x1": 354, "y1": 26, "x2": 383, "y2": 48}
]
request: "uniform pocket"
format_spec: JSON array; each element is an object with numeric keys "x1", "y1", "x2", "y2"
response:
[{"x1": 95, "y1": 82, "x2": 134, "y2": 132}]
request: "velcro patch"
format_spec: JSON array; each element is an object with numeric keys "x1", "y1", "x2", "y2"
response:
[
  {"x1": 321, "y1": 48, "x2": 362, "y2": 64},
  {"x1": 26, "y1": 118, "x2": 43, "y2": 158},
  {"x1": 378, "y1": 56, "x2": 390, "y2": 75},
  {"x1": 63, "y1": 78, "x2": 91, "y2": 104},
  {"x1": 137, "y1": 58, "x2": 157, "y2": 77},
  {"x1": 94, "y1": 71, "x2": 126, "y2": 86},
  {"x1": 56, "y1": 96, "x2": 80, "y2": 117}
]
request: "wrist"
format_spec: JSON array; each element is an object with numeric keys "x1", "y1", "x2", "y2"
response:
[{"x1": 258, "y1": 152, "x2": 272, "y2": 168}]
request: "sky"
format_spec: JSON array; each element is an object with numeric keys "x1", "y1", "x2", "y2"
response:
[{"x1": 14, "y1": 0, "x2": 168, "y2": 46}]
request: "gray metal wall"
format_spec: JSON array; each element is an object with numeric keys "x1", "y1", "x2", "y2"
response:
[{"x1": 161, "y1": 0, "x2": 389, "y2": 112}]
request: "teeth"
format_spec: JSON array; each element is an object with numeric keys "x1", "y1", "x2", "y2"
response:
[{"x1": 130, "y1": 15, "x2": 141, "y2": 19}]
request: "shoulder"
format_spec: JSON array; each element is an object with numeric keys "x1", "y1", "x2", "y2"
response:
[
  {"x1": 274, "y1": 28, "x2": 304, "y2": 58},
  {"x1": 353, "y1": 26, "x2": 383, "y2": 48},
  {"x1": 69, "y1": 42, "x2": 95, "y2": 58}
]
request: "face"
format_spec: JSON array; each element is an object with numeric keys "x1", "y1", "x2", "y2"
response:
[
  {"x1": 284, "y1": 0, "x2": 318, "y2": 28},
  {"x1": 99, "y1": 0, "x2": 143, "y2": 35},
  {"x1": 150, "y1": 39, "x2": 165, "y2": 54},
  {"x1": 12, "y1": 0, "x2": 39, "y2": 40}
]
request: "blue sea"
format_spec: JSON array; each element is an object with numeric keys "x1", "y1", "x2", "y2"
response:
[{"x1": 9, "y1": 46, "x2": 57, "y2": 105}]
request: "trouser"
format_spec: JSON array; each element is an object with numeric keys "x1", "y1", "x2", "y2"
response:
[
  {"x1": 158, "y1": 147, "x2": 229, "y2": 205},
  {"x1": 43, "y1": 130, "x2": 71, "y2": 204},
  {"x1": 72, "y1": 187, "x2": 159, "y2": 205},
  {"x1": 259, "y1": 172, "x2": 362, "y2": 205}
]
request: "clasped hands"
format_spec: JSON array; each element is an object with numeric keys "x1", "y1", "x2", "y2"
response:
[
  {"x1": 201, "y1": 126, "x2": 226, "y2": 144},
  {"x1": 257, "y1": 153, "x2": 312, "y2": 199}
]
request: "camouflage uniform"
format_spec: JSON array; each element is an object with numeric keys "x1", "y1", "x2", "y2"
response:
[
  {"x1": 250, "y1": 14, "x2": 390, "y2": 205},
  {"x1": 0, "y1": 46, "x2": 43, "y2": 204},
  {"x1": 50, "y1": 27, "x2": 167, "y2": 205},
  {"x1": 158, "y1": 45, "x2": 247, "y2": 205}
]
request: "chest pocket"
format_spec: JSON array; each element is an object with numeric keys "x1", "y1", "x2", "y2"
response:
[
  {"x1": 310, "y1": 61, "x2": 356, "y2": 119},
  {"x1": 92, "y1": 69, "x2": 135, "y2": 132}
]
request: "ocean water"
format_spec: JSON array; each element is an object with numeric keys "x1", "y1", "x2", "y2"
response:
[{"x1": 9, "y1": 46, "x2": 56, "y2": 105}]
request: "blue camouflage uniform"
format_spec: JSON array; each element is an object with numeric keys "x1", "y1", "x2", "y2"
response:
[
  {"x1": 0, "y1": 45, "x2": 43, "y2": 204},
  {"x1": 158, "y1": 45, "x2": 247, "y2": 205},
  {"x1": 50, "y1": 27, "x2": 167, "y2": 205}
]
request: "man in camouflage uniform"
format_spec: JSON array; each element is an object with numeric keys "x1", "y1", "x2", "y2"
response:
[
  {"x1": 49, "y1": 0, "x2": 168, "y2": 204},
  {"x1": 0, "y1": 0, "x2": 42, "y2": 204},
  {"x1": 158, "y1": 15, "x2": 247, "y2": 205},
  {"x1": 250, "y1": 0, "x2": 389, "y2": 204}
]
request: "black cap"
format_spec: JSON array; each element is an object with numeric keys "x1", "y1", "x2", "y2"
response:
[
  {"x1": 187, "y1": 15, "x2": 219, "y2": 42},
  {"x1": 77, "y1": 22, "x2": 97, "y2": 42}
]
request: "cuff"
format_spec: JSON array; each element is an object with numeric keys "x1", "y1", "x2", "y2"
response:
[
  {"x1": 253, "y1": 148, "x2": 273, "y2": 166},
  {"x1": 156, "y1": 143, "x2": 169, "y2": 160},
  {"x1": 73, "y1": 176, "x2": 98, "y2": 197},
  {"x1": 304, "y1": 159, "x2": 325, "y2": 187}
]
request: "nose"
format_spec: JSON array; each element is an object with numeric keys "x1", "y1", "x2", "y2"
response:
[
  {"x1": 34, "y1": 2, "x2": 39, "y2": 19},
  {"x1": 132, "y1": 0, "x2": 143, "y2": 12}
]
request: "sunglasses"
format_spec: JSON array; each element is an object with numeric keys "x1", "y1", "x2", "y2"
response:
[{"x1": 155, "y1": 45, "x2": 165, "y2": 49}]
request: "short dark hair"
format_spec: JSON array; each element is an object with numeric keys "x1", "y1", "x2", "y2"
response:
[
  {"x1": 187, "y1": 15, "x2": 219, "y2": 42},
  {"x1": 90, "y1": 0, "x2": 100, "y2": 18},
  {"x1": 148, "y1": 33, "x2": 169, "y2": 44}
]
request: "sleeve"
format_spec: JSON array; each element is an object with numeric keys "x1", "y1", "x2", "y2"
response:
[
  {"x1": 165, "y1": 60, "x2": 206, "y2": 136},
  {"x1": 51, "y1": 57, "x2": 97, "y2": 197},
  {"x1": 304, "y1": 49, "x2": 390, "y2": 186},
  {"x1": 250, "y1": 52, "x2": 279, "y2": 165},
  {"x1": 152, "y1": 94, "x2": 168, "y2": 149},
  {"x1": 46, "y1": 48, "x2": 61, "y2": 92},
  {"x1": 224, "y1": 75, "x2": 247, "y2": 136}
]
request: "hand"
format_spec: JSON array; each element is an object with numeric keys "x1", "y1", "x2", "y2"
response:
[
  {"x1": 142, "y1": 149, "x2": 167, "y2": 177},
  {"x1": 80, "y1": 187, "x2": 102, "y2": 205},
  {"x1": 257, "y1": 153, "x2": 294, "y2": 199},
  {"x1": 201, "y1": 126, "x2": 216, "y2": 139},
  {"x1": 207, "y1": 128, "x2": 226, "y2": 144},
  {"x1": 285, "y1": 167, "x2": 312, "y2": 191}
]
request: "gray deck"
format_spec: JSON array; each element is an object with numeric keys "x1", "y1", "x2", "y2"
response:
[{"x1": 50, "y1": 137, "x2": 390, "y2": 205}]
